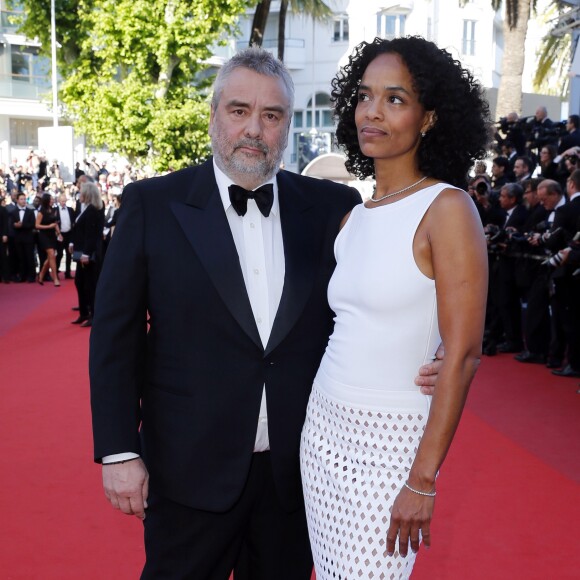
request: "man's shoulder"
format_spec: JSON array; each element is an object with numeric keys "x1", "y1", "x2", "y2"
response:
[
  {"x1": 277, "y1": 170, "x2": 361, "y2": 205},
  {"x1": 123, "y1": 165, "x2": 203, "y2": 198}
]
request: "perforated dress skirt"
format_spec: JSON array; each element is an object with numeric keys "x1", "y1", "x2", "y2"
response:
[{"x1": 300, "y1": 183, "x2": 453, "y2": 579}]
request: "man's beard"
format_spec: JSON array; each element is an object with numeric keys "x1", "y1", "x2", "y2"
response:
[{"x1": 211, "y1": 130, "x2": 286, "y2": 185}]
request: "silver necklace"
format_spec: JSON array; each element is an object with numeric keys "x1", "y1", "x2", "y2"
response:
[{"x1": 370, "y1": 176, "x2": 428, "y2": 203}]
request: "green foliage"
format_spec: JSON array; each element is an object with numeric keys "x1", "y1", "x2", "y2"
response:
[
  {"x1": 13, "y1": 0, "x2": 254, "y2": 170},
  {"x1": 533, "y1": 3, "x2": 572, "y2": 97}
]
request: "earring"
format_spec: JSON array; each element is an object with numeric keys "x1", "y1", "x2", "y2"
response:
[{"x1": 421, "y1": 132, "x2": 426, "y2": 138}]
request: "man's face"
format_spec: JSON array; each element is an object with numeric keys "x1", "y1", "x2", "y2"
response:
[
  {"x1": 523, "y1": 186, "x2": 538, "y2": 209},
  {"x1": 513, "y1": 160, "x2": 528, "y2": 178},
  {"x1": 491, "y1": 163, "x2": 504, "y2": 178},
  {"x1": 537, "y1": 186, "x2": 559, "y2": 211},
  {"x1": 499, "y1": 188, "x2": 517, "y2": 210},
  {"x1": 566, "y1": 118, "x2": 574, "y2": 132},
  {"x1": 535, "y1": 107, "x2": 546, "y2": 122},
  {"x1": 16, "y1": 194, "x2": 26, "y2": 208},
  {"x1": 209, "y1": 67, "x2": 291, "y2": 190}
]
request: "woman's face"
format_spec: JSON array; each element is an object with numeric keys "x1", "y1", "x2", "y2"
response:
[
  {"x1": 354, "y1": 52, "x2": 433, "y2": 165},
  {"x1": 540, "y1": 148, "x2": 551, "y2": 163}
]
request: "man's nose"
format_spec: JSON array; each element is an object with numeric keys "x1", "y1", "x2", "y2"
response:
[{"x1": 244, "y1": 113, "x2": 262, "y2": 138}]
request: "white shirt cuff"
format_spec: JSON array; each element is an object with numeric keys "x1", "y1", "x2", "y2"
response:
[{"x1": 102, "y1": 452, "x2": 140, "y2": 464}]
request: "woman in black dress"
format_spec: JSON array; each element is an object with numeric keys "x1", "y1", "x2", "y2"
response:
[{"x1": 35, "y1": 193, "x2": 61, "y2": 287}]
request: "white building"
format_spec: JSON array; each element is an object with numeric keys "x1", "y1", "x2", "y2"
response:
[
  {"x1": 0, "y1": 0, "x2": 569, "y2": 174},
  {"x1": 0, "y1": 0, "x2": 53, "y2": 170}
]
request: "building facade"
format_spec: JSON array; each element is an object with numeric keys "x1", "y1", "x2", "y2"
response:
[
  {"x1": 0, "y1": 0, "x2": 571, "y2": 174},
  {"x1": 0, "y1": 0, "x2": 54, "y2": 170}
]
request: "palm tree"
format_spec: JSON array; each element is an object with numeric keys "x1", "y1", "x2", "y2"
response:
[
  {"x1": 533, "y1": 1, "x2": 575, "y2": 97},
  {"x1": 249, "y1": 0, "x2": 332, "y2": 61},
  {"x1": 493, "y1": 0, "x2": 536, "y2": 118},
  {"x1": 460, "y1": 0, "x2": 537, "y2": 118}
]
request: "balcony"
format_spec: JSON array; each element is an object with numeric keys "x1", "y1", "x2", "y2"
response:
[
  {"x1": 236, "y1": 38, "x2": 306, "y2": 70},
  {"x1": 0, "y1": 74, "x2": 51, "y2": 100}
]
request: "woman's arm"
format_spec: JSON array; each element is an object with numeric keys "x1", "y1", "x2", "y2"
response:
[{"x1": 387, "y1": 188, "x2": 488, "y2": 557}]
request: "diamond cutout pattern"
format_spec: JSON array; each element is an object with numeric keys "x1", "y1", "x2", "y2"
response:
[{"x1": 300, "y1": 389, "x2": 426, "y2": 580}]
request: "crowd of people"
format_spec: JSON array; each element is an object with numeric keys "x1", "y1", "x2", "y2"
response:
[
  {"x1": 470, "y1": 111, "x2": 580, "y2": 384},
  {"x1": 0, "y1": 157, "x2": 132, "y2": 327}
]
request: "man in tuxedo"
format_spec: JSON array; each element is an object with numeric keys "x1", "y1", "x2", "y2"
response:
[
  {"x1": 548, "y1": 171, "x2": 580, "y2": 377},
  {"x1": 494, "y1": 183, "x2": 529, "y2": 353},
  {"x1": 55, "y1": 193, "x2": 75, "y2": 279},
  {"x1": 90, "y1": 47, "x2": 440, "y2": 579},
  {"x1": 10, "y1": 192, "x2": 36, "y2": 282},
  {"x1": 558, "y1": 115, "x2": 580, "y2": 155}
]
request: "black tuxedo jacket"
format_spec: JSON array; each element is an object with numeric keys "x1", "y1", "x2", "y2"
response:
[
  {"x1": 505, "y1": 204, "x2": 529, "y2": 232},
  {"x1": 90, "y1": 159, "x2": 361, "y2": 512},
  {"x1": 553, "y1": 196, "x2": 580, "y2": 237},
  {"x1": 10, "y1": 207, "x2": 36, "y2": 243},
  {"x1": 56, "y1": 205, "x2": 75, "y2": 232},
  {"x1": 71, "y1": 205, "x2": 104, "y2": 260}
]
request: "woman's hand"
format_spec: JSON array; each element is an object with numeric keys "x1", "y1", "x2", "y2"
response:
[{"x1": 386, "y1": 486, "x2": 435, "y2": 557}]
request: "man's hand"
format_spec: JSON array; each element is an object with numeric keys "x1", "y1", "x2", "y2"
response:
[
  {"x1": 415, "y1": 343, "x2": 445, "y2": 395},
  {"x1": 102, "y1": 458, "x2": 149, "y2": 520}
]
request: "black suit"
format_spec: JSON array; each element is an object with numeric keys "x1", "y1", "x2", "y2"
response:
[
  {"x1": 558, "y1": 129, "x2": 580, "y2": 154},
  {"x1": 495, "y1": 204, "x2": 529, "y2": 348},
  {"x1": 552, "y1": 197, "x2": 580, "y2": 369},
  {"x1": 10, "y1": 206, "x2": 36, "y2": 281},
  {"x1": 90, "y1": 160, "x2": 361, "y2": 576},
  {"x1": 0, "y1": 205, "x2": 9, "y2": 282},
  {"x1": 55, "y1": 205, "x2": 75, "y2": 276},
  {"x1": 72, "y1": 205, "x2": 104, "y2": 318}
]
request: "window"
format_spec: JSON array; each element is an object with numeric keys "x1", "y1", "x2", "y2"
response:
[
  {"x1": 293, "y1": 110, "x2": 303, "y2": 128},
  {"x1": 333, "y1": 15, "x2": 349, "y2": 42},
  {"x1": 10, "y1": 118, "x2": 52, "y2": 147},
  {"x1": 462, "y1": 20, "x2": 476, "y2": 56},
  {"x1": 11, "y1": 45, "x2": 50, "y2": 86},
  {"x1": 377, "y1": 13, "x2": 405, "y2": 40}
]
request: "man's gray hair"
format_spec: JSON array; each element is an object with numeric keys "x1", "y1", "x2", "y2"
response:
[
  {"x1": 502, "y1": 182, "x2": 523, "y2": 201},
  {"x1": 212, "y1": 46, "x2": 295, "y2": 112}
]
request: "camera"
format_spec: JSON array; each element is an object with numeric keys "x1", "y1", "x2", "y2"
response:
[{"x1": 542, "y1": 231, "x2": 580, "y2": 269}]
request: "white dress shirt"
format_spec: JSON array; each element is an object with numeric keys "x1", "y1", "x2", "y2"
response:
[
  {"x1": 58, "y1": 205, "x2": 72, "y2": 233},
  {"x1": 102, "y1": 161, "x2": 284, "y2": 464}
]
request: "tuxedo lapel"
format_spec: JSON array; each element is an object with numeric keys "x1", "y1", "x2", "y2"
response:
[
  {"x1": 266, "y1": 172, "x2": 319, "y2": 356},
  {"x1": 170, "y1": 161, "x2": 262, "y2": 350}
]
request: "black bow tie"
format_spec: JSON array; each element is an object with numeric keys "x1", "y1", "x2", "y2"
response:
[{"x1": 228, "y1": 184, "x2": 274, "y2": 218}]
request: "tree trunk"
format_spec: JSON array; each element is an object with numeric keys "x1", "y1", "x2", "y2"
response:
[
  {"x1": 278, "y1": 0, "x2": 288, "y2": 61},
  {"x1": 250, "y1": 0, "x2": 272, "y2": 47},
  {"x1": 495, "y1": 0, "x2": 532, "y2": 119}
]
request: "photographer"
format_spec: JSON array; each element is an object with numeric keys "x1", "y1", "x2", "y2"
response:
[
  {"x1": 495, "y1": 111, "x2": 526, "y2": 156},
  {"x1": 483, "y1": 183, "x2": 528, "y2": 355},
  {"x1": 558, "y1": 115, "x2": 580, "y2": 154},
  {"x1": 527, "y1": 106, "x2": 556, "y2": 153},
  {"x1": 527, "y1": 180, "x2": 573, "y2": 374},
  {"x1": 513, "y1": 179, "x2": 551, "y2": 364},
  {"x1": 513, "y1": 156, "x2": 534, "y2": 184},
  {"x1": 491, "y1": 156, "x2": 513, "y2": 191},
  {"x1": 548, "y1": 171, "x2": 580, "y2": 378}
]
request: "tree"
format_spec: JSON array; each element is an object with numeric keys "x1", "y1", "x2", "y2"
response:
[
  {"x1": 459, "y1": 0, "x2": 536, "y2": 119},
  {"x1": 13, "y1": 0, "x2": 253, "y2": 170},
  {"x1": 249, "y1": 0, "x2": 332, "y2": 61},
  {"x1": 533, "y1": 1, "x2": 574, "y2": 97}
]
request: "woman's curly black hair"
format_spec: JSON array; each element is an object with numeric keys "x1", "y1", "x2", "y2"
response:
[{"x1": 332, "y1": 36, "x2": 491, "y2": 189}]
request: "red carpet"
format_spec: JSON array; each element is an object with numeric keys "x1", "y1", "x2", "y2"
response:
[{"x1": 1, "y1": 282, "x2": 579, "y2": 579}]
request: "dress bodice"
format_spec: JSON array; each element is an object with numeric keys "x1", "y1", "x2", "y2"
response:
[{"x1": 314, "y1": 183, "x2": 454, "y2": 409}]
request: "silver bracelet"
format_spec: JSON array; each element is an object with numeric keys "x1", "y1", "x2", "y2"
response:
[{"x1": 404, "y1": 480, "x2": 436, "y2": 497}]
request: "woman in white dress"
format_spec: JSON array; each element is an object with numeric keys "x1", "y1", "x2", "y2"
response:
[{"x1": 300, "y1": 36, "x2": 490, "y2": 579}]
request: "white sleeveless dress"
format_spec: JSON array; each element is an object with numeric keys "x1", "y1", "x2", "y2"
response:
[{"x1": 300, "y1": 183, "x2": 452, "y2": 580}]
